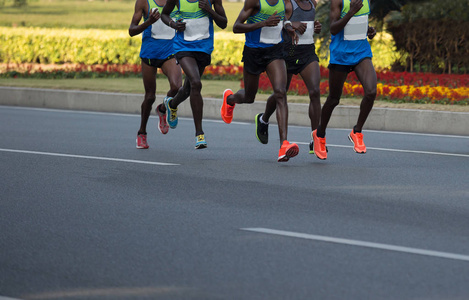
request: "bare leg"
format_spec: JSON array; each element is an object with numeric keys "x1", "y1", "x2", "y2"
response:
[
  {"x1": 299, "y1": 61, "x2": 321, "y2": 131},
  {"x1": 265, "y1": 59, "x2": 288, "y2": 145},
  {"x1": 138, "y1": 61, "x2": 157, "y2": 134},
  {"x1": 353, "y1": 59, "x2": 377, "y2": 132},
  {"x1": 177, "y1": 56, "x2": 206, "y2": 135},
  {"x1": 317, "y1": 68, "x2": 348, "y2": 137}
]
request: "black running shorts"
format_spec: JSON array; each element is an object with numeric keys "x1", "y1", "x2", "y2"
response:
[
  {"x1": 175, "y1": 51, "x2": 212, "y2": 69},
  {"x1": 242, "y1": 43, "x2": 285, "y2": 75},
  {"x1": 328, "y1": 57, "x2": 371, "y2": 73},
  {"x1": 284, "y1": 44, "x2": 319, "y2": 75},
  {"x1": 141, "y1": 55, "x2": 175, "y2": 68}
]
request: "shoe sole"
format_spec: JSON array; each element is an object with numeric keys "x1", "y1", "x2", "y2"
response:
[
  {"x1": 156, "y1": 106, "x2": 169, "y2": 134},
  {"x1": 195, "y1": 143, "x2": 207, "y2": 149},
  {"x1": 348, "y1": 134, "x2": 366, "y2": 154},
  {"x1": 278, "y1": 144, "x2": 299, "y2": 162},
  {"x1": 255, "y1": 114, "x2": 268, "y2": 144}
]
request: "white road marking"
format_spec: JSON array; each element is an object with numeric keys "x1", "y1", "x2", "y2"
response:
[
  {"x1": 241, "y1": 228, "x2": 469, "y2": 262},
  {"x1": 0, "y1": 148, "x2": 180, "y2": 166},
  {"x1": 0, "y1": 296, "x2": 23, "y2": 300},
  {"x1": 295, "y1": 142, "x2": 469, "y2": 158}
]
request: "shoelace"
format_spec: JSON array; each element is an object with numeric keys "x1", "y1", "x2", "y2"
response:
[
  {"x1": 169, "y1": 108, "x2": 177, "y2": 120},
  {"x1": 227, "y1": 105, "x2": 234, "y2": 115},
  {"x1": 197, "y1": 135, "x2": 205, "y2": 142},
  {"x1": 355, "y1": 133, "x2": 364, "y2": 145}
]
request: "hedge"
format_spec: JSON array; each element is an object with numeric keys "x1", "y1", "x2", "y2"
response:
[{"x1": 0, "y1": 27, "x2": 245, "y2": 66}]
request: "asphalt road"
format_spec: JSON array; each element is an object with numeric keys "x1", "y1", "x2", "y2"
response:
[{"x1": 1, "y1": 105, "x2": 469, "y2": 300}]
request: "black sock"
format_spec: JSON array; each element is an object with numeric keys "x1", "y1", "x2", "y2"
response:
[
  {"x1": 196, "y1": 131, "x2": 204, "y2": 136},
  {"x1": 353, "y1": 126, "x2": 361, "y2": 134},
  {"x1": 316, "y1": 126, "x2": 325, "y2": 138}
]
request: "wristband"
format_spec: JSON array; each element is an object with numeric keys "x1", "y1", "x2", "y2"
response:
[{"x1": 284, "y1": 20, "x2": 292, "y2": 29}]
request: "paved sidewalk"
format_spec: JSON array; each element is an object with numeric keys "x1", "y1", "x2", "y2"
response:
[{"x1": 1, "y1": 86, "x2": 468, "y2": 136}]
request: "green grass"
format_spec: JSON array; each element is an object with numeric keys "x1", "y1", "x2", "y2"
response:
[
  {"x1": 0, "y1": 0, "x2": 243, "y2": 31},
  {"x1": 0, "y1": 77, "x2": 242, "y2": 97}
]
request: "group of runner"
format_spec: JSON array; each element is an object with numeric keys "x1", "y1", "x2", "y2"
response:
[{"x1": 129, "y1": 0, "x2": 377, "y2": 162}]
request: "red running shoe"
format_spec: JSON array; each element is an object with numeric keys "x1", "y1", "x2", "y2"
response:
[
  {"x1": 278, "y1": 140, "x2": 299, "y2": 162},
  {"x1": 136, "y1": 134, "x2": 149, "y2": 149},
  {"x1": 312, "y1": 129, "x2": 327, "y2": 160},
  {"x1": 156, "y1": 103, "x2": 169, "y2": 134}
]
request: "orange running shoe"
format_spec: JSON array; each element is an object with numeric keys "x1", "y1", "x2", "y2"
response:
[
  {"x1": 221, "y1": 89, "x2": 235, "y2": 124},
  {"x1": 312, "y1": 130, "x2": 327, "y2": 160},
  {"x1": 278, "y1": 140, "x2": 299, "y2": 162},
  {"x1": 348, "y1": 130, "x2": 367, "y2": 153}
]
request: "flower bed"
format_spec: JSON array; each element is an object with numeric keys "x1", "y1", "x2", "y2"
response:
[{"x1": 1, "y1": 63, "x2": 467, "y2": 105}]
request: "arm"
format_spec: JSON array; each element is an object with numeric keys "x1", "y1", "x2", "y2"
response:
[
  {"x1": 161, "y1": 0, "x2": 186, "y2": 32},
  {"x1": 330, "y1": 0, "x2": 363, "y2": 36},
  {"x1": 199, "y1": 0, "x2": 228, "y2": 29},
  {"x1": 128, "y1": 0, "x2": 160, "y2": 37},
  {"x1": 232, "y1": 0, "x2": 280, "y2": 34}
]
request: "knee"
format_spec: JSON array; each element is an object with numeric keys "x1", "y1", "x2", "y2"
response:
[
  {"x1": 364, "y1": 87, "x2": 377, "y2": 102},
  {"x1": 190, "y1": 80, "x2": 202, "y2": 93},
  {"x1": 308, "y1": 87, "x2": 320, "y2": 102},
  {"x1": 324, "y1": 96, "x2": 340, "y2": 108},
  {"x1": 272, "y1": 87, "x2": 287, "y2": 103},
  {"x1": 143, "y1": 94, "x2": 156, "y2": 105}
]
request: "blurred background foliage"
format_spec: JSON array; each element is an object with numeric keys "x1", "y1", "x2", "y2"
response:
[{"x1": 0, "y1": 0, "x2": 467, "y2": 73}]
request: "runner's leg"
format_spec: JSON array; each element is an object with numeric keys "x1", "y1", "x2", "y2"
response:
[
  {"x1": 299, "y1": 61, "x2": 321, "y2": 131},
  {"x1": 265, "y1": 59, "x2": 288, "y2": 144},
  {"x1": 353, "y1": 59, "x2": 377, "y2": 132},
  {"x1": 139, "y1": 61, "x2": 158, "y2": 134}
]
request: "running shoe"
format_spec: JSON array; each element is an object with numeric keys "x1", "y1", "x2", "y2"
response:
[
  {"x1": 136, "y1": 134, "x2": 149, "y2": 149},
  {"x1": 195, "y1": 134, "x2": 207, "y2": 149},
  {"x1": 277, "y1": 140, "x2": 299, "y2": 162},
  {"x1": 156, "y1": 103, "x2": 169, "y2": 134},
  {"x1": 164, "y1": 96, "x2": 178, "y2": 129},
  {"x1": 255, "y1": 113, "x2": 269, "y2": 144},
  {"x1": 221, "y1": 89, "x2": 235, "y2": 124},
  {"x1": 348, "y1": 130, "x2": 367, "y2": 153},
  {"x1": 312, "y1": 130, "x2": 327, "y2": 160},
  {"x1": 309, "y1": 139, "x2": 314, "y2": 154}
]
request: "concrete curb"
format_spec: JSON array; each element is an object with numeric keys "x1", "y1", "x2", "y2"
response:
[{"x1": 1, "y1": 86, "x2": 468, "y2": 136}]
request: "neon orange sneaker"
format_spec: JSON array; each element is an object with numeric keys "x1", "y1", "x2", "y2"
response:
[
  {"x1": 278, "y1": 140, "x2": 299, "y2": 162},
  {"x1": 136, "y1": 134, "x2": 149, "y2": 149},
  {"x1": 221, "y1": 89, "x2": 235, "y2": 124},
  {"x1": 348, "y1": 130, "x2": 366, "y2": 153},
  {"x1": 312, "y1": 130, "x2": 327, "y2": 160}
]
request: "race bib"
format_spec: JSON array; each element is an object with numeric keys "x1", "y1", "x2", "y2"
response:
[
  {"x1": 183, "y1": 17, "x2": 210, "y2": 41},
  {"x1": 297, "y1": 21, "x2": 315, "y2": 45},
  {"x1": 151, "y1": 18, "x2": 176, "y2": 40},
  {"x1": 260, "y1": 22, "x2": 283, "y2": 44},
  {"x1": 344, "y1": 15, "x2": 368, "y2": 41}
]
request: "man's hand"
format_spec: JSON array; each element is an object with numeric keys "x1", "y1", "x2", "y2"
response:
[
  {"x1": 198, "y1": 0, "x2": 211, "y2": 12},
  {"x1": 172, "y1": 19, "x2": 186, "y2": 32},
  {"x1": 367, "y1": 26, "x2": 376, "y2": 39},
  {"x1": 264, "y1": 11, "x2": 281, "y2": 27},
  {"x1": 349, "y1": 0, "x2": 363, "y2": 15},
  {"x1": 284, "y1": 22, "x2": 298, "y2": 45},
  {"x1": 148, "y1": 8, "x2": 161, "y2": 24},
  {"x1": 314, "y1": 20, "x2": 322, "y2": 34},
  {"x1": 294, "y1": 22, "x2": 307, "y2": 34}
]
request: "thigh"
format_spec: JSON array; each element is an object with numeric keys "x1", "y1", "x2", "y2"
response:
[
  {"x1": 178, "y1": 56, "x2": 202, "y2": 83},
  {"x1": 161, "y1": 58, "x2": 182, "y2": 84},
  {"x1": 354, "y1": 59, "x2": 377, "y2": 92},
  {"x1": 265, "y1": 59, "x2": 287, "y2": 91},
  {"x1": 299, "y1": 61, "x2": 321, "y2": 91},
  {"x1": 141, "y1": 60, "x2": 157, "y2": 94}
]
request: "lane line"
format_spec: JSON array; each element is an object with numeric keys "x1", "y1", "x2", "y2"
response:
[
  {"x1": 294, "y1": 142, "x2": 469, "y2": 158},
  {"x1": 241, "y1": 228, "x2": 469, "y2": 262},
  {"x1": 0, "y1": 148, "x2": 180, "y2": 166}
]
